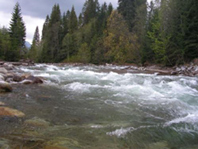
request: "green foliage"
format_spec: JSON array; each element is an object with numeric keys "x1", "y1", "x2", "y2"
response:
[
  {"x1": 69, "y1": 6, "x2": 78, "y2": 33},
  {"x1": 77, "y1": 43, "x2": 91, "y2": 63},
  {"x1": 82, "y1": 0, "x2": 100, "y2": 24},
  {"x1": 9, "y1": 2, "x2": 26, "y2": 61},
  {"x1": 0, "y1": 27, "x2": 11, "y2": 60},
  {"x1": 103, "y1": 10, "x2": 140, "y2": 63},
  {"x1": 28, "y1": 26, "x2": 40, "y2": 62},
  {"x1": 34, "y1": 0, "x2": 198, "y2": 65},
  {"x1": 41, "y1": 4, "x2": 62, "y2": 62},
  {"x1": 118, "y1": 0, "x2": 146, "y2": 31}
]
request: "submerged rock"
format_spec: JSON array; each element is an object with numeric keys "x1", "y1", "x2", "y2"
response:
[
  {"x1": 44, "y1": 137, "x2": 80, "y2": 149},
  {"x1": 148, "y1": 141, "x2": 169, "y2": 149},
  {"x1": 24, "y1": 117, "x2": 50, "y2": 128},
  {"x1": 0, "y1": 102, "x2": 5, "y2": 106},
  {"x1": 0, "y1": 81, "x2": 12, "y2": 92},
  {"x1": 0, "y1": 107, "x2": 25, "y2": 117},
  {"x1": 0, "y1": 139, "x2": 10, "y2": 149}
]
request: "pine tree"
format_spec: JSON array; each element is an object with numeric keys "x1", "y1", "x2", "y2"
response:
[
  {"x1": 9, "y1": 2, "x2": 26, "y2": 61},
  {"x1": 118, "y1": 0, "x2": 146, "y2": 31},
  {"x1": 0, "y1": 27, "x2": 11, "y2": 60},
  {"x1": 42, "y1": 15, "x2": 49, "y2": 40},
  {"x1": 29, "y1": 26, "x2": 40, "y2": 61},
  {"x1": 41, "y1": 4, "x2": 62, "y2": 62},
  {"x1": 69, "y1": 6, "x2": 78, "y2": 33},
  {"x1": 82, "y1": 0, "x2": 100, "y2": 24}
]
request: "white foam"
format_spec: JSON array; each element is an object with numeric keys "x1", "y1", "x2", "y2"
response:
[
  {"x1": 64, "y1": 82, "x2": 101, "y2": 93},
  {"x1": 106, "y1": 127, "x2": 134, "y2": 137},
  {"x1": 165, "y1": 112, "x2": 198, "y2": 126}
]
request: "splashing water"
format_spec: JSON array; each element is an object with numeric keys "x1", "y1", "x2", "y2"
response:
[{"x1": 1, "y1": 64, "x2": 198, "y2": 148}]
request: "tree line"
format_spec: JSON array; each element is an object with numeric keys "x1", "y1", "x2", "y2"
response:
[{"x1": 0, "y1": 0, "x2": 198, "y2": 66}]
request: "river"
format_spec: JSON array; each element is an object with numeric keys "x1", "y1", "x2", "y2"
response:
[{"x1": 0, "y1": 64, "x2": 198, "y2": 148}]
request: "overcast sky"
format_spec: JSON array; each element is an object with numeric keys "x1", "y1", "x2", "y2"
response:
[{"x1": 0, "y1": 0, "x2": 118, "y2": 43}]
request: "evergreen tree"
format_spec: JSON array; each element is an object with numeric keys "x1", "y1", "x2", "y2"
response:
[
  {"x1": 82, "y1": 0, "x2": 100, "y2": 24},
  {"x1": 118, "y1": 0, "x2": 146, "y2": 31},
  {"x1": 41, "y1": 4, "x2": 62, "y2": 62},
  {"x1": 0, "y1": 27, "x2": 11, "y2": 60},
  {"x1": 107, "y1": 3, "x2": 113, "y2": 16},
  {"x1": 78, "y1": 13, "x2": 83, "y2": 27},
  {"x1": 9, "y1": 2, "x2": 26, "y2": 61},
  {"x1": 29, "y1": 26, "x2": 40, "y2": 61},
  {"x1": 42, "y1": 15, "x2": 49, "y2": 40},
  {"x1": 69, "y1": 6, "x2": 78, "y2": 33}
]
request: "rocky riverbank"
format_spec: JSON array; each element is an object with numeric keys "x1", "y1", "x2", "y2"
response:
[
  {"x1": 105, "y1": 60, "x2": 198, "y2": 77},
  {"x1": 0, "y1": 61, "x2": 43, "y2": 120},
  {"x1": 0, "y1": 61, "x2": 43, "y2": 93}
]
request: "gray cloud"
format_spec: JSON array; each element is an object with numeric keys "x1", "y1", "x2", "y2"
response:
[
  {"x1": 0, "y1": 0, "x2": 117, "y2": 19},
  {"x1": 0, "y1": 0, "x2": 118, "y2": 43}
]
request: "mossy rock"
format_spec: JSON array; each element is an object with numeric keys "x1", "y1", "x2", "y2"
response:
[
  {"x1": 24, "y1": 117, "x2": 50, "y2": 128},
  {"x1": 44, "y1": 137, "x2": 81, "y2": 149},
  {"x1": 148, "y1": 141, "x2": 169, "y2": 149}
]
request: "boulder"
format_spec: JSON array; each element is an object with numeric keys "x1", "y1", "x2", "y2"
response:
[
  {"x1": 0, "y1": 81, "x2": 12, "y2": 92},
  {"x1": 0, "y1": 67, "x2": 8, "y2": 74},
  {"x1": 13, "y1": 74, "x2": 23, "y2": 82},
  {"x1": 0, "y1": 73, "x2": 4, "y2": 81},
  {"x1": 0, "y1": 107, "x2": 25, "y2": 117},
  {"x1": 26, "y1": 75, "x2": 43, "y2": 84},
  {"x1": 3, "y1": 63, "x2": 14, "y2": 70},
  {"x1": 20, "y1": 75, "x2": 43, "y2": 84}
]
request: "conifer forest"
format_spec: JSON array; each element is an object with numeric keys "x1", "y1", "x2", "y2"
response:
[{"x1": 0, "y1": 0, "x2": 198, "y2": 66}]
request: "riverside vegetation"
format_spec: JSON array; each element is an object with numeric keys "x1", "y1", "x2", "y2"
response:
[{"x1": 0, "y1": 0, "x2": 198, "y2": 66}]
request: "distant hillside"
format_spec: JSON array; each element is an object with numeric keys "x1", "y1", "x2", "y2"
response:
[{"x1": 25, "y1": 41, "x2": 31, "y2": 49}]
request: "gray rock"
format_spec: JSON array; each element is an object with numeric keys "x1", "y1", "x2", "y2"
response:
[
  {"x1": 20, "y1": 79, "x2": 34, "y2": 85},
  {"x1": 26, "y1": 75, "x2": 43, "y2": 84},
  {"x1": 0, "y1": 74, "x2": 4, "y2": 81},
  {"x1": 0, "y1": 68, "x2": 8, "y2": 74},
  {"x1": 0, "y1": 81, "x2": 12, "y2": 92}
]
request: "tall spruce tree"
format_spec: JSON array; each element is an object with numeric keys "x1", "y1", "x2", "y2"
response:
[
  {"x1": 82, "y1": 0, "x2": 100, "y2": 24},
  {"x1": 9, "y1": 2, "x2": 26, "y2": 61},
  {"x1": 69, "y1": 6, "x2": 78, "y2": 33},
  {"x1": 41, "y1": 4, "x2": 62, "y2": 62},
  {"x1": 118, "y1": 0, "x2": 146, "y2": 31},
  {"x1": 29, "y1": 26, "x2": 40, "y2": 61}
]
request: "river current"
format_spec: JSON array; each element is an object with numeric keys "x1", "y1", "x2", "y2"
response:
[{"x1": 1, "y1": 64, "x2": 198, "y2": 148}]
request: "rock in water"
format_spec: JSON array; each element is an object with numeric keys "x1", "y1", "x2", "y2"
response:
[
  {"x1": 0, "y1": 102, "x2": 5, "y2": 106},
  {"x1": 24, "y1": 117, "x2": 50, "y2": 128},
  {"x1": 26, "y1": 75, "x2": 43, "y2": 84},
  {"x1": 20, "y1": 75, "x2": 43, "y2": 84},
  {"x1": 44, "y1": 137, "x2": 80, "y2": 149},
  {"x1": 0, "y1": 81, "x2": 12, "y2": 92},
  {"x1": 0, "y1": 107, "x2": 25, "y2": 117}
]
